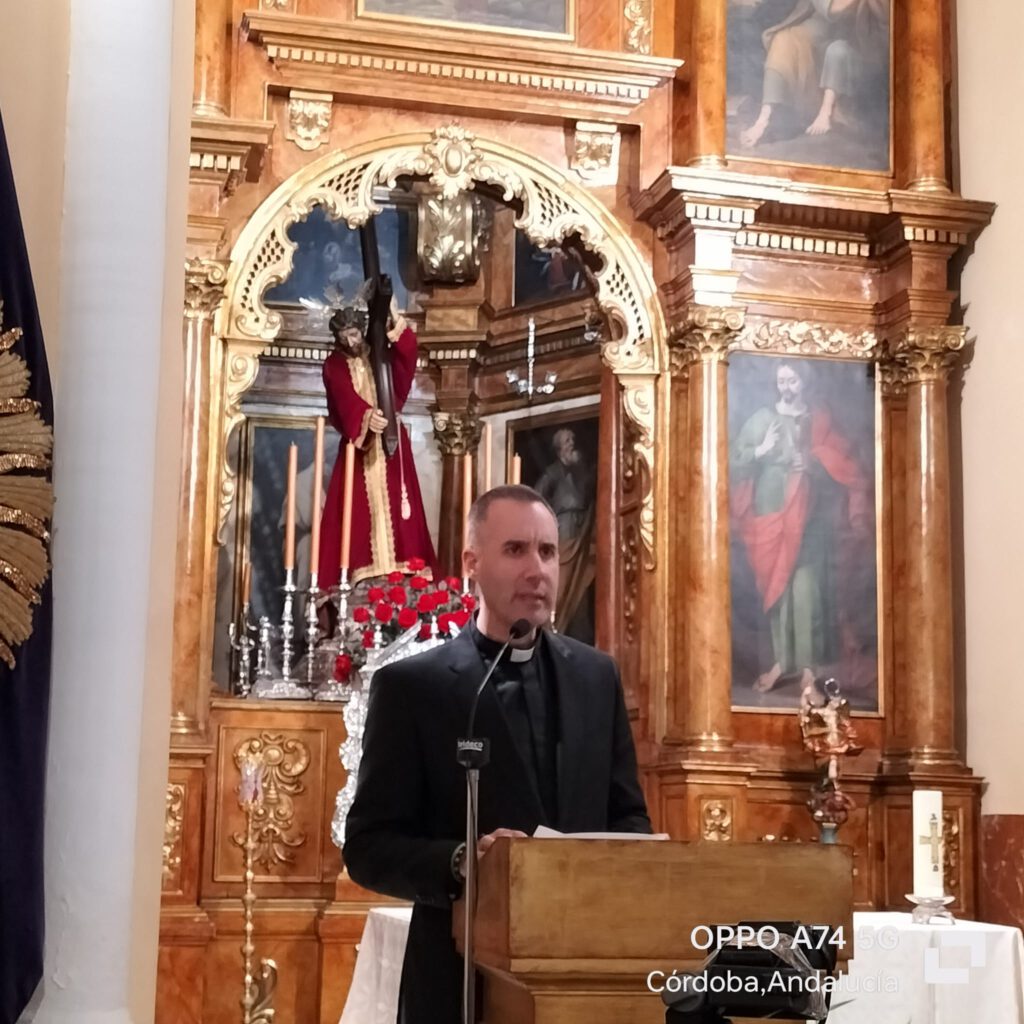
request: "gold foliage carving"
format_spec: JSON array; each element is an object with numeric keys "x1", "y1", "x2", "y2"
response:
[
  {"x1": 942, "y1": 808, "x2": 961, "y2": 897},
  {"x1": 286, "y1": 90, "x2": 332, "y2": 152},
  {"x1": 745, "y1": 320, "x2": 877, "y2": 359},
  {"x1": 624, "y1": 0, "x2": 652, "y2": 54},
  {"x1": 162, "y1": 783, "x2": 185, "y2": 889},
  {"x1": 0, "y1": 302, "x2": 53, "y2": 670},
  {"x1": 701, "y1": 799, "x2": 734, "y2": 842},
  {"x1": 670, "y1": 305, "x2": 745, "y2": 369},
  {"x1": 232, "y1": 733, "x2": 311, "y2": 871},
  {"x1": 887, "y1": 325, "x2": 966, "y2": 384},
  {"x1": 418, "y1": 192, "x2": 480, "y2": 284},
  {"x1": 184, "y1": 258, "x2": 228, "y2": 318},
  {"x1": 431, "y1": 409, "x2": 482, "y2": 457}
]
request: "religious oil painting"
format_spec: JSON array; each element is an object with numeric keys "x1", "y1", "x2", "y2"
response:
[
  {"x1": 265, "y1": 202, "x2": 419, "y2": 312},
  {"x1": 359, "y1": 0, "x2": 571, "y2": 37},
  {"x1": 727, "y1": 0, "x2": 892, "y2": 172},
  {"x1": 513, "y1": 232, "x2": 588, "y2": 308},
  {"x1": 728, "y1": 354, "x2": 879, "y2": 712},
  {"x1": 508, "y1": 407, "x2": 599, "y2": 645}
]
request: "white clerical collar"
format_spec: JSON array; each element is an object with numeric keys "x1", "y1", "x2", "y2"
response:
[{"x1": 509, "y1": 644, "x2": 536, "y2": 663}]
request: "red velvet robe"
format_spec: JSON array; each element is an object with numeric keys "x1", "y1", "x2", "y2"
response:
[{"x1": 317, "y1": 328, "x2": 439, "y2": 587}]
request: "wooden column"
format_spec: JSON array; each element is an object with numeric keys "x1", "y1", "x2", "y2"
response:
[
  {"x1": 688, "y1": 0, "x2": 727, "y2": 167},
  {"x1": 889, "y1": 326, "x2": 966, "y2": 766},
  {"x1": 595, "y1": 366, "x2": 621, "y2": 656},
  {"x1": 669, "y1": 306, "x2": 744, "y2": 751},
  {"x1": 902, "y1": 0, "x2": 949, "y2": 192},
  {"x1": 171, "y1": 259, "x2": 226, "y2": 740},
  {"x1": 431, "y1": 409, "x2": 482, "y2": 577},
  {"x1": 193, "y1": 0, "x2": 232, "y2": 116}
]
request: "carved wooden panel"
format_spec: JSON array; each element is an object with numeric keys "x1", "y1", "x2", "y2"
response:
[{"x1": 206, "y1": 701, "x2": 347, "y2": 896}]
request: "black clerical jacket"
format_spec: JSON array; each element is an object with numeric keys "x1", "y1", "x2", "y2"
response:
[{"x1": 342, "y1": 626, "x2": 652, "y2": 1024}]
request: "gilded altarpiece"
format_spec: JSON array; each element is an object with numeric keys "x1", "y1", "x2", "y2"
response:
[{"x1": 163, "y1": 0, "x2": 993, "y2": 1019}]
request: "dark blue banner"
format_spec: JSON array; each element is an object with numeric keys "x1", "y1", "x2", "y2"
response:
[{"x1": 0, "y1": 106, "x2": 54, "y2": 1024}]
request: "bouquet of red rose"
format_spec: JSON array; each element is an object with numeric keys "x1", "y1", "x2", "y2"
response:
[{"x1": 332, "y1": 557, "x2": 476, "y2": 684}]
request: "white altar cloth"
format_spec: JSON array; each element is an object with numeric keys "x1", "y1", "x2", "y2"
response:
[{"x1": 340, "y1": 906, "x2": 1024, "y2": 1023}]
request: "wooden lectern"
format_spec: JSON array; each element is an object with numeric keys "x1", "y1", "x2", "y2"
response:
[{"x1": 457, "y1": 838, "x2": 854, "y2": 1024}]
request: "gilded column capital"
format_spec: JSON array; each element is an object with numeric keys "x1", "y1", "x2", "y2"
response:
[
  {"x1": 431, "y1": 408, "x2": 482, "y2": 457},
  {"x1": 887, "y1": 325, "x2": 967, "y2": 385},
  {"x1": 668, "y1": 305, "x2": 745, "y2": 372},
  {"x1": 184, "y1": 258, "x2": 228, "y2": 319}
]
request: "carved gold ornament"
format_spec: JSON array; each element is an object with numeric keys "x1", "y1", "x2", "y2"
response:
[
  {"x1": 0, "y1": 301, "x2": 53, "y2": 669},
  {"x1": 624, "y1": 0, "x2": 652, "y2": 54},
  {"x1": 219, "y1": 125, "x2": 666, "y2": 564},
  {"x1": 232, "y1": 733, "x2": 310, "y2": 870},
  {"x1": 417, "y1": 191, "x2": 480, "y2": 284},
  {"x1": 286, "y1": 90, "x2": 332, "y2": 152},
  {"x1": 163, "y1": 783, "x2": 185, "y2": 888},
  {"x1": 701, "y1": 798, "x2": 734, "y2": 842}
]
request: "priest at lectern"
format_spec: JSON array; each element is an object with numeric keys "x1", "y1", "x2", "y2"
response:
[{"x1": 343, "y1": 485, "x2": 652, "y2": 1024}]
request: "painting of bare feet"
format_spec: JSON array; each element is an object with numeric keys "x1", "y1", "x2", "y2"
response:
[
  {"x1": 728, "y1": 354, "x2": 879, "y2": 712},
  {"x1": 359, "y1": 0, "x2": 570, "y2": 37},
  {"x1": 727, "y1": 0, "x2": 891, "y2": 172}
]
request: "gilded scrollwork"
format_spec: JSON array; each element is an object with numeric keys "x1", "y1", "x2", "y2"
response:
[
  {"x1": 219, "y1": 125, "x2": 667, "y2": 562},
  {"x1": 162, "y1": 783, "x2": 185, "y2": 889},
  {"x1": 743, "y1": 320, "x2": 877, "y2": 359},
  {"x1": 431, "y1": 409, "x2": 482, "y2": 458},
  {"x1": 624, "y1": 0, "x2": 652, "y2": 54},
  {"x1": 286, "y1": 90, "x2": 332, "y2": 153},
  {"x1": 417, "y1": 191, "x2": 480, "y2": 284},
  {"x1": 942, "y1": 808, "x2": 961, "y2": 897},
  {"x1": 701, "y1": 798, "x2": 734, "y2": 842},
  {"x1": 887, "y1": 325, "x2": 967, "y2": 384},
  {"x1": 670, "y1": 305, "x2": 745, "y2": 368},
  {"x1": 232, "y1": 733, "x2": 311, "y2": 871},
  {"x1": 184, "y1": 258, "x2": 228, "y2": 319}
]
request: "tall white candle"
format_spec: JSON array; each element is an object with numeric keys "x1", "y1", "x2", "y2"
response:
[{"x1": 912, "y1": 790, "x2": 944, "y2": 898}]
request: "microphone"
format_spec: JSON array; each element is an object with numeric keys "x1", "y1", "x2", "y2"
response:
[
  {"x1": 461, "y1": 617, "x2": 532, "y2": 751},
  {"x1": 456, "y1": 616, "x2": 532, "y2": 1024}
]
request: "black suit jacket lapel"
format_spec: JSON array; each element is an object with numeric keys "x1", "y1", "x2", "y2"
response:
[
  {"x1": 446, "y1": 630, "x2": 546, "y2": 828},
  {"x1": 545, "y1": 630, "x2": 584, "y2": 830}
]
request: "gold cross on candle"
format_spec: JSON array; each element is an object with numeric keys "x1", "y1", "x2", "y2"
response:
[{"x1": 919, "y1": 812, "x2": 942, "y2": 870}]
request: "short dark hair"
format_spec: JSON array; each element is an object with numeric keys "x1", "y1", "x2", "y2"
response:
[{"x1": 466, "y1": 485, "x2": 555, "y2": 546}]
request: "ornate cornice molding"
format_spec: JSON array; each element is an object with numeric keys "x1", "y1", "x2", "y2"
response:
[
  {"x1": 190, "y1": 116, "x2": 275, "y2": 197},
  {"x1": 243, "y1": 11, "x2": 679, "y2": 117}
]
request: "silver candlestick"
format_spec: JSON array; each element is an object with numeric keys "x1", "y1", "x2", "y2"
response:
[
  {"x1": 228, "y1": 602, "x2": 258, "y2": 697},
  {"x1": 305, "y1": 573, "x2": 322, "y2": 689},
  {"x1": 252, "y1": 572, "x2": 312, "y2": 700},
  {"x1": 255, "y1": 616, "x2": 274, "y2": 686},
  {"x1": 332, "y1": 567, "x2": 352, "y2": 624},
  {"x1": 280, "y1": 567, "x2": 297, "y2": 682}
]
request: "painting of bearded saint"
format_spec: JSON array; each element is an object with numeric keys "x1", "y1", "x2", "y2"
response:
[
  {"x1": 729, "y1": 355, "x2": 879, "y2": 712},
  {"x1": 728, "y1": 0, "x2": 891, "y2": 171}
]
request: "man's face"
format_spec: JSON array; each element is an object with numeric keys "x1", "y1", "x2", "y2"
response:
[
  {"x1": 776, "y1": 365, "x2": 803, "y2": 403},
  {"x1": 339, "y1": 326, "x2": 366, "y2": 356},
  {"x1": 555, "y1": 430, "x2": 580, "y2": 466},
  {"x1": 464, "y1": 499, "x2": 559, "y2": 633}
]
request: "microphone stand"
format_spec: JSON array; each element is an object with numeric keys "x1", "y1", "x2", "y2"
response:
[{"x1": 455, "y1": 619, "x2": 530, "y2": 1024}]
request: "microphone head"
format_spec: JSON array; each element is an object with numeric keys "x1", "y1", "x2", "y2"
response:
[{"x1": 509, "y1": 618, "x2": 532, "y2": 640}]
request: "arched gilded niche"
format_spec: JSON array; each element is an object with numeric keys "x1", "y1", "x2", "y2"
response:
[{"x1": 216, "y1": 124, "x2": 665, "y2": 563}]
